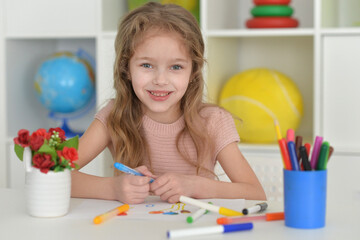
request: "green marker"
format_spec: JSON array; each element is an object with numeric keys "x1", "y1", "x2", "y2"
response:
[
  {"x1": 186, "y1": 202, "x2": 212, "y2": 223},
  {"x1": 316, "y1": 141, "x2": 330, "y2": 170}
]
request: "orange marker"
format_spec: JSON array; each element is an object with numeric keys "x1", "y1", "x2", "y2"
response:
[
  {"x1": 278, "y1": 138, "x2": 292, "y2": 170},
  {"x1": 93, "y1": 204, "x2": 129, "y2": 224},
  {"x1": 217, "y1": 212, "x2": 284, "y2": 225}
]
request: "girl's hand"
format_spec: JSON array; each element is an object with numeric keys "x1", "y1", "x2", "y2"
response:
[
  {"x1": 150, "y1": 173, "x2": 198, "y2": 203},
  {"x1": 135, "y1": 165, "x2": 157, "y2": 179},
  {"x1": 112, "y1": 165, "x2": 156, "y2": 204}
]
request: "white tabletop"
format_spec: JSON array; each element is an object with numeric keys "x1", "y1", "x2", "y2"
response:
[{"x1": 0, "y1": 188, "x2": 359, "y2": 240}]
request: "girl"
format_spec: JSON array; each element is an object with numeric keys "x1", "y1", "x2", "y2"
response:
[{"x1": 71, "y1": 2, "x2": 266, "y2": 204}]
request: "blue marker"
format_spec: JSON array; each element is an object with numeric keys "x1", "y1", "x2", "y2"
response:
[
  {"x1": 114, "y1": 162, "x2": 154, "y2": 183},
  {"x1": 167, "y1": 222, "x2": 253, "y2": 238},
  {"x1": 287, "y1": 141, "x2": 300, "y2": 171}
]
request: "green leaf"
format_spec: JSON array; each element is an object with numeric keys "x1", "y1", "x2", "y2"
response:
[
  {"x1": 53, "y1": 166, "x2": 64, "y2": 172},
  {"x1": 37, "y1": 143, "x2": 57, "y2": 161},
  {"x1": 58, "y1": 136, "x2": 79, "y2": 150},
  {"x1": 74, "y1": 163, "x2": 80, "y2": 170},
  {"x1": 14, "y1": 144, "x2": 24, "y2": 161}
]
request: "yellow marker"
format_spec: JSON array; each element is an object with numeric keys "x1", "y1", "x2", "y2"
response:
[
  {"x1": 180, "y1": 196, "x2": 243, "y2": 217},
  {"x1": 274, "y1": 120, "x2": 282, "y2": 140},
  {"x1": 93, "y1": 204, "x2": 129, "y2": 224}
]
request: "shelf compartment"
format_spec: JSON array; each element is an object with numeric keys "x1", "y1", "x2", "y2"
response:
[
  {"x1": 101, "y1": 0, "x2": 128, "y2": 32},
  {"x1": 204, "y1": 0, "x2": 314, "y2": 30},
  {"x1": 322, "y1": 35, "x2": 360, "y2": 153},
  {"x1": 4, "y1": 0, "x2": 97, "y2": 37},
  {"x1": 205, "y1": 36, "x2": 314, "y2": 141},
  {"x1": 322, "y1": 0, "x2": 360, "y2": 28},
  {"x1": 6, "y1": 38, "x2": 96, "y2": 138}
]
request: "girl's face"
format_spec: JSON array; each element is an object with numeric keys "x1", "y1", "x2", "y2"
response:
[{"x1": 129, "y1": 30, "x2": 192, "y2": 123}]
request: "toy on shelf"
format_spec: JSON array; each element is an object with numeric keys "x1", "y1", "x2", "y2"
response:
[
  {"x1": 218, "y1": 68, "x2": 303, "y2": 144},
  {"x1": 246, "y1": 0, "x2": 299, "y2": 28},
  {"x1": 34, "y1": 49, "x2": 96, "y2": 138}
]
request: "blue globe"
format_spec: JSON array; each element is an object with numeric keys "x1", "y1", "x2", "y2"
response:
[{"x1": 34, "y1": 52, "x2": 95, "y2": 114}]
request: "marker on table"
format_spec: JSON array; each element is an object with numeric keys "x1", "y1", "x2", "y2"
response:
[
  {"x1": 299, "y1": 146, "x2": 312, "y2": 171},
  {"x1": 186, "y1": 202, "x2": 212, "y2": 223},
  {"x1": 114, "y1": 162, "x2": 154, "y2": 183},
  {"x1": 167, "y1": 222, "x2": 253, "y2": 239},
  {"x1": 93, "y1": 204, "x2": 129, "y2": 224},
  {"x1": 179, "y1": 196, "x2": 243, "y2": 216},
  {"x1": 217, "y1": 212, "x2": 284, "y2": 225},
  {"x1": 242, "y1": 202, "x2": 268, "y2": 215},
  {"x1": 310, "y1": 136, "x2": 323, "y2": 169}
]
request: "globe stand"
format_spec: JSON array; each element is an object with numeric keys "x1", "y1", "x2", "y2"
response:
[
  {"x1": 48, "y1": 95, "x2": 96, "y2": 138},
  {"x1": 60, "y1": 119, "x2": 84, "y2": 138}
]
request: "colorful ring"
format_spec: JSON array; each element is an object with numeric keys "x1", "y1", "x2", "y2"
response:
[
  {"x1": 246, "y1": 17, "x2": 299, "y2": 28},
  {"x1": 251, "y1": 5, "x2": 293, "y2": 17},
  {"x1": 254, "y1": 0, "x2": 291, "y2": 5}
]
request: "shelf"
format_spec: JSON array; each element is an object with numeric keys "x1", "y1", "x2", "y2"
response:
[
  {"x1": 320, "y1": 27, "x2": 360, "y2": 36},
  {"x1": 5, "y1": 33, "x2": 98, "y2": 39},
  {"x1": 205, "y1": 29, "x2": 315, "y2": 38}
]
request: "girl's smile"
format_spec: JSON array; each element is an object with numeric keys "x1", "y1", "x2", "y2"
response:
[{"x1": 147, "y1": 90, "x2": 173, "y2": 101}]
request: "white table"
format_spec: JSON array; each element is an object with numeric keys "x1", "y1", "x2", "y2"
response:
[{"x1": 0, "y1": 188, "x2": 359, "y2": 240}]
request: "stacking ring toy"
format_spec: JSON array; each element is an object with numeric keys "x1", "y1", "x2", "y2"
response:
[
  {"x1": 251, "y1": 5, "x2": 293, "y2": 17},
  {"x1": 246, "y1": 17, "x2": 299, "y2": 28},
  {"x1": 254, "y1": 0, "x2": 291, "y2": 5}
]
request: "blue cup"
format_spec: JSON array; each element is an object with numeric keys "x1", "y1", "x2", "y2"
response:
[{"x1": 284, "y1": 169, "x2": 327, "y2": 229}]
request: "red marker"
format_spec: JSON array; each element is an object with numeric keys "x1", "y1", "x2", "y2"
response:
[
  {"x1": 217, "y1": 212, "x2": 284, "y2": 225},
  {"x1": 304, "y1": 143, "x2": 311, "y2": 157},
  {"x1": 279, "y1": 138, "x2": 292, "y2": 170}
]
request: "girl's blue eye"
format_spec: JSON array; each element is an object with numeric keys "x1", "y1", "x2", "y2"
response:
[
  {"x1": 142, "y1": 63, "x2": 152, "y2": 68},
  {"x1": 171, "y1": 65, "x2": 182, "y2": 70}
]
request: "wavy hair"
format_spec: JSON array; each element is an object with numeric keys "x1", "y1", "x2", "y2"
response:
[{"x1": 108, "y1": 2, "x2": 214, "y2": 176}]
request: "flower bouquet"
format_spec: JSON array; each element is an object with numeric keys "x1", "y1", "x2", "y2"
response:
[
  {"x1": 14, "y1": 127, "x2": 79, "y2": 173},
  {"x1": 13, "y1": 127, "x2": 79, "y2": 217}
]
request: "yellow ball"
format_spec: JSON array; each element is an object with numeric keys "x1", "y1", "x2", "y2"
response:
[{"x1": 219, "y1": 68, "x2": 303, "y2": 143}]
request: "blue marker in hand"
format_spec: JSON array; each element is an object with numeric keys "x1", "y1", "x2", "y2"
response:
[{"x1": 114, "y1": 162, "x2": 154, "y2": 183}]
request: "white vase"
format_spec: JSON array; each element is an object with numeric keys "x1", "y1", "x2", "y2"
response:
[{"x1": 23, "y1": 147, "x2": 71, "y2": 217}]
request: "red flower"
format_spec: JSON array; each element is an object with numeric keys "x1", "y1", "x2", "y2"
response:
[
  {"x1": 48, "y1": 127, "x2": 66, "y2": 141},
  {"x1": 62, "y1": 146, "x2": 78, "y2": 160},
  {"x1": 13, "y1": 129, "x2": 30, "y2": 147},
  {"x1": 34, "y1": 128, "x2": 49, "y2": 139},
  {"x1": 29, "y1": 133, "x2": 44, "y2": 151},
  {"x1": 32, "y1": 153, "x2": 55, "y2": 173}
]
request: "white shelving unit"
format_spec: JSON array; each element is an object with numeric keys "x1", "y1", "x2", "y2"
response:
[{"x1": 1, "y1": 0, "x2": 360, "y2": 188}]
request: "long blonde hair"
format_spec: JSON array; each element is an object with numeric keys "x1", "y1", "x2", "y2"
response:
[{"x1": 108, "y1": 2, "x2": 213, "y2": 175}]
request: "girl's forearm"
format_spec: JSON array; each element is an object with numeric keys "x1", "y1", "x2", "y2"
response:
[
  {"x1": 71, "y1": 170, "x2": 116, "y2": 200},
  {"x1": 193, "y1": 177, "x2": 267, "y2": 201}
]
